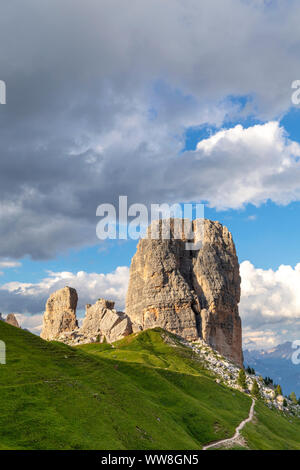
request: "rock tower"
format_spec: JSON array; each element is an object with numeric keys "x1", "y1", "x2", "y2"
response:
[
  {"x1": 41, "y1": 286, "x2": 78, "y2": 340},
  {"x1": 125, "y1": 219, "x2": 243, "y2": 366}
]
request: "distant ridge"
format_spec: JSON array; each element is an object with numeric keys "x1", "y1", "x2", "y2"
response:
[{"x1": 244, "y1": 342, "x2": 300, "y2": 396}]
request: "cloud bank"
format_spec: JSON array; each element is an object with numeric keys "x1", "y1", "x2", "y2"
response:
[{"x1": 240, "y1": 260, "x2": 300, "y2": 349}]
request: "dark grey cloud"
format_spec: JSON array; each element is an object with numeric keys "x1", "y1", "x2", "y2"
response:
[{"x1": 1, "y1": 1, "x2": 300, "y2": 259}]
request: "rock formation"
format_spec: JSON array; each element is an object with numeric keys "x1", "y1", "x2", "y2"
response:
[
  {"x1": 40, "y1": 218, "x2": 243, "y2": 365},
  {"x1": 41, "y1": 286, "x2": 78, "y2": 340},
  {"x1": 81, "y1": 299, "x2": 132, "y2": 343},
  {"x1": 41, "y1": 289, "x2": 132, "y2": 345},
  {"x1": 5, "y1": 313, "x2": 20, "y2": 328},
  {"x1": 126, "y1": 219, "x2": 243, "y2": 366}
]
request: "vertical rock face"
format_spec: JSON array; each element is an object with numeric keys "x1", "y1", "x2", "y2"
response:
[
  {"x1": 41, "y1": 286, "x2": 78, "y2": 340},
  {"x1": 125, "y1": 219, "x2": 243, "y2": 366},
  {"x1": 6, "y1": 313, "x2": 20, "y2": 328}
]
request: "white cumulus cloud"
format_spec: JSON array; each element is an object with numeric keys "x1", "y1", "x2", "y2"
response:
[
  {"x1": 191, "y1": 121, "x2": 300, "y2": 209},
  {"x1": 240, "y1": 260, "x2": 300, "y2": 349}
]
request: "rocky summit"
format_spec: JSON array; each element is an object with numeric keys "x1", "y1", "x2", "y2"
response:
[
  {"x1": 126, "y1": 219, "x2": 243, "y2": 366},
  {"x1": 5, "y1": 313, "x2": 20, "y2": 328}
]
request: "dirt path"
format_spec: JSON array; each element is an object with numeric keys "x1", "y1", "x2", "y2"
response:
[{"x1": 202, "y1": 398, "x2": 255, "y2": 450}]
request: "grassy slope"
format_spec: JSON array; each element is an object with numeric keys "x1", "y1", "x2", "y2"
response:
[
  {"x1": 215, "y1": 402, "x2": 300, "y2": 450},
  {"x1": 0, "y1": 322, "x2": 299, "y2": 450},
  {"x1": 80, "y1": 330, "x2": 300, "y2": 451},
  {"x1": 0, "y1": 322, "x2": 250, "y2": 450},
  {"x1": 241, "y1": 401, "x2": 300, "y2": 450}
]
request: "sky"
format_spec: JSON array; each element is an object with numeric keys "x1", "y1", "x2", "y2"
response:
[{"x1": 1, "y1": 0, "x2": 300, "y2": 350}]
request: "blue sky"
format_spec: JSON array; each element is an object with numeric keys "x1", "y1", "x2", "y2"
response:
[{"x1": 5, "y1": 198, "x2": 300, "y2": 284}]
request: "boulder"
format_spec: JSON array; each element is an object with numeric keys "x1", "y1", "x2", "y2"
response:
[
  {"x1": 81, "y1": 299, "x2": 132, "y2": 343},
  {"x1": 81, "y1": 299, "x2": 110, "y2": 336}
]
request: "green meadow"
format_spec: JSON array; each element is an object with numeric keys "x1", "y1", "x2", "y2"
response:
[{"x1": 0, "y1": 321, "x2": 299, "y2": 450}]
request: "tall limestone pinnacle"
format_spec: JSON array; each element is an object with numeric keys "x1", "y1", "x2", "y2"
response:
[{"x1": 125, "y1": 219, "x2": 243, "y2": 366}]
